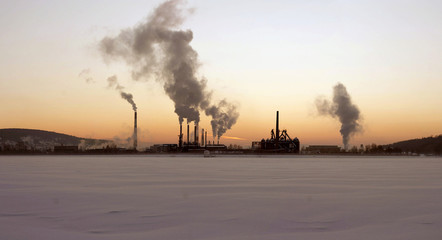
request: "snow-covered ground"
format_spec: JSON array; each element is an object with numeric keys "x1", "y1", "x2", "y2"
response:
[{"x1": 1, "y1": 155, "x2": 441, "y2": 240}]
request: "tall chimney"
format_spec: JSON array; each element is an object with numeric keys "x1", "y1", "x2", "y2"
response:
[
  {"x1": 179, "y1": 123, "x2": 183, "y2": 148},
  {"x1": 133, "y1": 111, "x2": 137, "y2": 150},
  {"x1": 201, "y1": 128, "x2": 204, "y2": 147},
  {"x1": 205, "y1": 131, "x2": 207, "y2": 146},
  {"x1": 187, "y1": 124, "x2": 190, "y2": 145},
  {"x1": 194, "y1": 124, "x2": 198, "y2": 146},
  {"x1": 276, "y1": 111, "x2": 279, "y2": 149}
]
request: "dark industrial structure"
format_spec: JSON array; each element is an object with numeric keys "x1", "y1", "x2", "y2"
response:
[
  {"x1": 178, "y1": 123, "x2": 183, "y2": 148},
  {"x1": 253, "y1": 111, "x2": 300, "y2": 153},
  {"x1": 156, "y1": 111, "x2": 297, "y2": 154},
  {"x1": 133, "y1": 111, "x2": 137, "y2": 150},
  {"x1": 305, "y1": 145, "x2": 341, "y2": 154},
  {"x1": 54, "y1": 145, "x2": 78, "y2": 153},
  {"x1": 150, "y1": 144, "x2": 178, "y2": 153},
  {"x1": 173, "y1": 122, "x2": 227, "y2": 152}
]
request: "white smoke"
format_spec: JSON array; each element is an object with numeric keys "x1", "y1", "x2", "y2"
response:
[
  {"x1": 315, "y1": 83, "x2": 362, "y2": 149},
  {"x1": 99, "y1": 0, "x2": 239, "y2": 138},
  {"x1": 107, "y1": 75, "x2": 137, "y2": 111}
]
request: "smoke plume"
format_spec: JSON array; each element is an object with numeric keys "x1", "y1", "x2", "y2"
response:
[
  {"x1": 79, "y1": 69, "x2": 94, "y2": 83},
  {"x1": 107, "y1": 75, "x2": 137, "y2": 111},
  {"x1": 99, "y1": 0, "x2": 238, "y2": 138},
  {"x1": 315, "y1": 83, "x2": 362, "y2": 149},
  {"x1": 205, "y1": 100, "x2": 239, "y2": 141}
]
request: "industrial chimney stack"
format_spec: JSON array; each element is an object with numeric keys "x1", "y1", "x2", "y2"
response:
[
  {"x1": 187, "y1": 124, "x2": 190, "y2": 145},
  {"x1": 194, "y1": 124, "x2": 198, "y2": 146},
  {"x1": 179, "y1": 123, "x2": 183, "y2": 148},
  {"x1": 276, "y1": 111, "x2": 279, "y2": 149},
  {"x1": 201, "y1": 128, "x2": 205, "y2": 147},
  {"x1": 133, "y1": 111, "x2": 137, "y2": 150}
]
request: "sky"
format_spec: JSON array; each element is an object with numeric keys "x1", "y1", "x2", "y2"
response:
[{"x1": 0, "y1": 0, "x2": 441, "y2": 148}]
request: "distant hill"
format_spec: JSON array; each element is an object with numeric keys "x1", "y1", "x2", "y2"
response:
[
  {"x1": 388, "y1": 135, "x2": 442, "y2": 155},
  {"x1": 0, "y1": 128, "x2": 82, "y2": 144},
  {"x1": 0, "y1": 128, "x2": 111, "y2": 151}
]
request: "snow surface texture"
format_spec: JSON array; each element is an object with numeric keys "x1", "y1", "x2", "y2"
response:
[{"x1": 1, "y1": 155, "x2": 441, "y2": 240}]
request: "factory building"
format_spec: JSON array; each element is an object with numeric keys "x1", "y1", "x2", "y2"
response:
[
  {"x1": 205, "y1": 144, "x2": 227, "y2": 151},
  {"x1": 305, "y1": 145, "x2": 341, "y2": 154},
  {"x1": 152, "y1": 111, "x2": 298, "y2": 154},
  {"x1": 175, "y1": 122, "x2": 227, "y2": 152},
  {"x1": 253, "y1": 111, "x2": 300, "y2": 153},
  {"x1": 150, "y1": 144, "x2": 178, "y2": 153}
]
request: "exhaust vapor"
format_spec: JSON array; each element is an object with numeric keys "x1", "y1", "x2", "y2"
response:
[
  {"x1": 107, "y1": 75, "x2": 137, "y2": 111},
  {"x1": 79, "y1": 69, "x2": 94, "y2": 83},
  {"x1": 315, "y1": 83, "x2": 362, "y2": 149},
  {"x1": 205, "y1": 100, "x2": 239, "y2": 141},
  {"x1": 99, "y1": 0, "x2": 238, "y2": 139}
]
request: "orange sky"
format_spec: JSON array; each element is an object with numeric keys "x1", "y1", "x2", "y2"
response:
[{"x1": 1, "y1": 0, "x2": 441, "y2": 148}]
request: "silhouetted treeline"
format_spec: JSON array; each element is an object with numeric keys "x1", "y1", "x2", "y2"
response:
[
  {"x1": 333, "y1": 136, "x2": 441, "y2": 155},
  {"x1": 358, "y1": 144, "x2": 403, "y2": 154},
  {"x1": 1, "y1": 143, "x2": 136, "y2": 155}
]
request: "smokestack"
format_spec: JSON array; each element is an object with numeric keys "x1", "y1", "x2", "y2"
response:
[
  {"x1": 201, "y1": 128, "x2": 204, "y2": 147},
  {"x1": 134, "y1": 111, "x2": 137, "y2": 150},
  {"x1": 187, "y1": 124, "x2": 190, "y2": 145},
  {"x1": 194, "y1": 124, "x2": 197, "y2": 145},
  {"x1": 276, "y1": 111, "x2": 279, "y2": 149},
  {"x1": 179, "y1": 123, "x2": 183, "y2": 148},
  {"x1": 196, "y1": 125, "x2": 199, "y2": 145},
  {"x1": 205, "y1": 131, "x2": 207, "y2": 146}
]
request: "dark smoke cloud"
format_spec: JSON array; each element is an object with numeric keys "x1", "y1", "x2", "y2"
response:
[
  {"x1": 107, "y1": 75, "x2": 137, "y2": 111},
  {"x1": 99, "y1": 0, "x2": 239, "y2": 138},
  {"x1": 315, "y1": 83, "x2": 362, "y2": 149},
  {"x1": 205, "y1": 100, "x2": 240, "y2": 141}
]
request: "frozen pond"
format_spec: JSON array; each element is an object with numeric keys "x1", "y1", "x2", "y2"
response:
[{"x1": 1, "y1": 155, "x2": 441, "y2": 239}]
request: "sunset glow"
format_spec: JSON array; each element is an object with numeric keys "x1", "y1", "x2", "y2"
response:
[{"x1": 1, "y1": 0, "x2": 441, "y2": 148}]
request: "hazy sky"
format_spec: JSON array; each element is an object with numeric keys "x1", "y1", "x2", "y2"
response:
[{"x1": 1, "y1": 0, "x2": 441, "y2": 148}]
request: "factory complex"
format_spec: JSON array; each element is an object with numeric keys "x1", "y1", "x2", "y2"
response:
[
  {"x1": 147, "y1": 111, "x2": 300, "y2": 154},
  {"x1": 1, "y1": 111, "x2": 349, "y2": 155}
]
